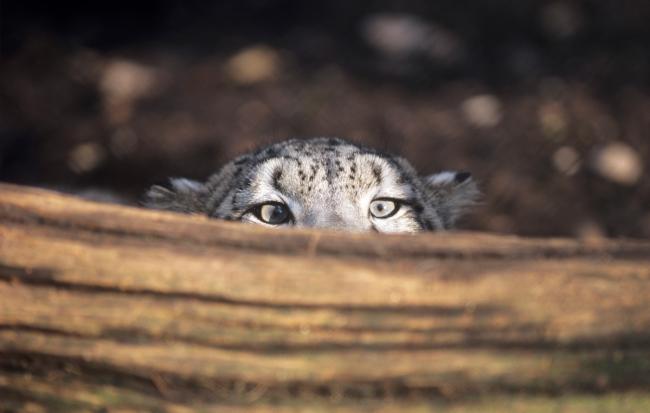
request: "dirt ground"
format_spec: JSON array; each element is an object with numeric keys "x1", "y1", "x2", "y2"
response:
[{"x1": 1, "y1": 1, "x2": 649, "y2": 238}]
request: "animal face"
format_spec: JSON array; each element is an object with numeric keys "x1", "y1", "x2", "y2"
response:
[{"x1": 144, "y1": 138, "x2": 479, "y2": 233}]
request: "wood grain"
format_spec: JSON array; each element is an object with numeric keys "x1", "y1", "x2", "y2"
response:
[{"x1": 1, "y1": 182, "x2": 649, "y2": 412}]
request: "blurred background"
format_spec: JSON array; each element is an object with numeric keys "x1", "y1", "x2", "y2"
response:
[{"x1": 1, "y1": 0, "x2": 648, "y2": 238}]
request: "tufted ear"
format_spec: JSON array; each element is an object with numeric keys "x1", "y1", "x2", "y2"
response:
[
  {"x1": 424, "y1": 171, "x2": 480, "y2": 228},
  {"x1": 143, "y1": 178, "x2": 207, "y2": 214}
]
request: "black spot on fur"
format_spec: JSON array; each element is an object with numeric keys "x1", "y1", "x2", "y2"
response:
[
  {"x1": 372, "y1": 165, "x2": 382, "y2": 183},
  {"x1": 410, "y1": 202, "x2": 424, "y2": 214},
  {"x1": 455, "y1": 171, "x2": 472, "y2": 183},
  {"x1": 272, "y1": 168, "x2": 283, "y2": 191},
  {"x1": 264, "y1": 147, "x2": 279, "y2": 158}
]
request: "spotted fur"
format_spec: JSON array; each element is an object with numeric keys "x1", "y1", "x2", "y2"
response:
[{"x1": 144, "y1": 137, "x2": 479, "y2": 233}]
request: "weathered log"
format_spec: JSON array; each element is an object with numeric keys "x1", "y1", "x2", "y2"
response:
[{"x1": 1, "y1": 182, "x2": 650, "y2": 412}]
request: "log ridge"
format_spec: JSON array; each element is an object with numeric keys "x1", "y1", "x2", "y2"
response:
[{"x1": 1, "y1": 183, "x2": 650, "y2": 412}]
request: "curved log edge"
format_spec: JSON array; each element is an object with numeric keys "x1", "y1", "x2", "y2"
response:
[{"x1": 1, "y1": 182, "x2": 650, "y2": 412}]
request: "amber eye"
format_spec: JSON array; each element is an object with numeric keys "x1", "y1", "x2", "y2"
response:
[
  {"x1": 252, "y1": 202, "x2": 292, "y2": 225},
  {"x1": 369, "y1": 199, "x2": 400, "y2": 219}
]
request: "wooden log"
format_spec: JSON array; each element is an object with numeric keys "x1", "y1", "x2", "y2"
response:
[{"x1": 1, "y1": 182, "x2": 650, "y2": 412}]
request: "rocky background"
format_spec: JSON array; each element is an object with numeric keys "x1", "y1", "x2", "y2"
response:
[{"x1": 1, "y1": 0, "x2": 649, "y2": 238}]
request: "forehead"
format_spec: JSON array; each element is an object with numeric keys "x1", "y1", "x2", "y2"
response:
[
  {"x1": 245, "y1": 138, "x2": 411, "y2": 201},
  {"x1": 257, "y1": 137, "x2": 370, "y2": 160}
]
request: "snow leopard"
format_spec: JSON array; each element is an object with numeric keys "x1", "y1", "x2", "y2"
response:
[{"x1": 144, "y1": 137, "x2": 479, "y2": 233}]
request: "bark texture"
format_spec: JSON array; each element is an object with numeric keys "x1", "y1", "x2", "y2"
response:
[{"x1": 1, "y1": 183, "x2": 650, "y2": 412}]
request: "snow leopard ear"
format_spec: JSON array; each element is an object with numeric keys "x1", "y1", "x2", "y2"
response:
[
  {"x1": 143, "y1": 178, "x2": 207, "y2": 214},
  {"x1": 424, "y1": 171, "x2": 480, "y2": 228}
]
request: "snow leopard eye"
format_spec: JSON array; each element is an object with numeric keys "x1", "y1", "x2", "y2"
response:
[
  {"x1": 252, "y1": 202, "x2": 293, "y2": 225},
  {"x1": 369, "y1": 199, "x2": 400, "y2": 219}
]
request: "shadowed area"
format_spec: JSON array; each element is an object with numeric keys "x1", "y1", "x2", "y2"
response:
[{"x1": 1, "y1": 1, "x2": 650, "y2": 239}]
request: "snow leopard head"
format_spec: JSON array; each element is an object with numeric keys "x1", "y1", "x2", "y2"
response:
[{"x1": 144, "y1": 137, "x2": 479, "y2": 233}]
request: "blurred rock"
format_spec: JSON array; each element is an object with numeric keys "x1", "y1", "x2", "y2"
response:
[
  {"x1": 101, "y1": 60, "x2": 159, "y2": 100},
  {"x1": 362, "y1": 14, "x2": 428, "y2": 58},
  {"x1": 68, "y1": 142, "x2": 106, "y2": 173},
  {"x1": 553, "y1": 146, "x2": 580, "y2": 175},
  {"x1": 590, "y1": 142, "x2": 643, "y2": 185},
  {"x1": 362, "y1": 13, "x2": 463, "y2": 63},
  {"x1": 225, "y1": 45, "x2": 282, "y2": 84},
  {"x1": 100, "y1": 59, "x2": 162, "y2": 124},
  {"x1": 538, "y1": 101, "x2": 568, "y2": 140},
  {"x1": 461, "y1": 95, "x2": 502, "y2": 128}
]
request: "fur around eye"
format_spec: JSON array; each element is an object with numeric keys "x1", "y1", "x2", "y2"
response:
[
  {"x1": 369, "y1": 199, "x2": 400, "y2": 219},
  {"x1": 145, "y1": 137, "x2": 479, "y2": 232},
  {"x1": 251, "y1": 202, "x2": 293, "y2": 225}
]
